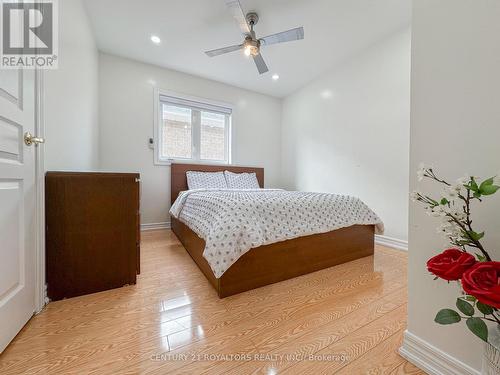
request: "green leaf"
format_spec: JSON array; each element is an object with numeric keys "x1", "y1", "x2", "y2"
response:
[
  {"x1": 440, "y1": 198, "x2": 449, "y2": 205},
  {"x1": 470, "y1": 178, "x2": 479, "y2": 192},
  {"x1": 480, "y1": 184, "x2": 500, "y2": 195},
  {"x1": 477, "y1": 302, "x2": 494, "y2": 315},
  {"x1": 466, "y1": 317, "x2": 488, "y2": 342},
  {"x1": 478, "y1": 177, "x2": 499, "y2": 195},
  {"x1": 480, "y1": 177, "x2": 495, "y2": 188},
  {"x1": 476, "y1": 253, "x2": 487, "y2": 262},
  {"x1": 435, "y1": 309, "x2": 461, "y2": 324},
  {"x1": 456, "y1": 299, "x2": 475, "y2": 316},
  {"x1": 464, "y1": 295, "x2": 477, "y2": 302},
  {"x1": 467, "y1": 231, "x2": 485, "y2": 241}
]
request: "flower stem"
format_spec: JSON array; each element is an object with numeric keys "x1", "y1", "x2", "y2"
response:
[
  {"x1": 446, "y1": 213, "x2": 492, "y2": 261},
  {"x1": 427, "y1": 170, "x2": 451, "y2": 186},
  {"x1": 424, "y1": 170, "x2": 492, "y2": 261},
  {"x1": 491, "y1": 312, "x2": 500, "y2": 325},
  {"x1": 491, "y1": 316, "x2": 500, "y2": 324}
]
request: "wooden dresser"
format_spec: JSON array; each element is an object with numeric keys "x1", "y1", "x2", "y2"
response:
[{"x1": 45, "y1": 172, "x2": 140, "y2": 301}]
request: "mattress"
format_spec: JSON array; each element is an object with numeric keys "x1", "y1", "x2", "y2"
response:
[{"x1": 170, "y1": 189, "x2": 383, "y2": 278}]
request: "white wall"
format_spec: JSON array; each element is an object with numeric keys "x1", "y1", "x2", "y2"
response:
[
  {"x1": 44, "y1": 0, "x2": 99, "y2": 170},
  {"x1": 281, "y1": 29, "x2": 411, "y2": 241},
  {"x1": 407, "y1": 0, "x2": 500, "y2": 371},
  {"x1": 98, "y1": 53, "x2": 282, "y2": 226}
]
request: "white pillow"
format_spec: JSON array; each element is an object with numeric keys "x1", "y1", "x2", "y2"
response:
[
  {"x1": 186, "y1": 171, "x2": 227, "y2": 190},
  {"x1": 224, "y1": 171, "x2": 260, "y2": 189}
]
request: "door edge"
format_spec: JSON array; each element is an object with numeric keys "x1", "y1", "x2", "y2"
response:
[{"x1": 34, "y1": 68, "x2": 46, "y2": 313}]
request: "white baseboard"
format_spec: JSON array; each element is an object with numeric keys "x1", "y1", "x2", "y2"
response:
[
  {"x1": 375, "y1": 234, "x2": 408, "y2": 251},
  {"x1": 141, "y1": 222, "x2": 171, "y2": 231},
  {"x1": 399, "y1": 330, "x2": 480, "y2": 375}
]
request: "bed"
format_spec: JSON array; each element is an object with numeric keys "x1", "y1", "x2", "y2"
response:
[{"x1": 170, "y1": 163, "x2": 380, "y2": 298}]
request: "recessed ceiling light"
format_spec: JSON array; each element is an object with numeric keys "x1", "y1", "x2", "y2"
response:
[
  {"x1": 272, "y1": 74, "x2": 280, "y2": 81},
  {"x1": 150, "y1": 35, "x2": 161, "y2": 44},
  {"x1": 321, "y1": 89, "x2": 333, "y2": 99}
]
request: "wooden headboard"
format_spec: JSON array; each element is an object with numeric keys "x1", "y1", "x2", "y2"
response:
[{"x1": 170, "y1": 163, "x2": 265, "y2": 204}]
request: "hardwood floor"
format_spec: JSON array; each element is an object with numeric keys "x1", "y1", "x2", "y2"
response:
[{"x1": 0, "y1": 230, "x2": 424, "y2": 374}]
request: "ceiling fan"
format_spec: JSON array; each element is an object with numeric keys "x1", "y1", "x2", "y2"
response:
[{"x1": 205, "y1": 0, "x2": 305, "y2": 74}]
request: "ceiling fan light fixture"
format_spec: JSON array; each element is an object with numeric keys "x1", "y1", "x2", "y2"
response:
[
  {"x1": 205, "y1": 3, "x2": 304, "y2": 75},
  {"x1": 250, "y1": 46, "x2": 259, "y2": 56},
  {"x1": 243, "y1": 39, "x2": 260, "y2": 57}
]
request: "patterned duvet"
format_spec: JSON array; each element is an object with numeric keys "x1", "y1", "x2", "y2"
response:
[{"x1": 170, "y1": 189, "x2": 384, "y2": 278}]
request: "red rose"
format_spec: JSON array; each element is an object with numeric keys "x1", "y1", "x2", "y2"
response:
[
  {"x1": 461, "y1": 262, "x2": 500, "y2": 309},
  {"x1": 427, "y1": 248, "x2": 476, "y2": 281}
]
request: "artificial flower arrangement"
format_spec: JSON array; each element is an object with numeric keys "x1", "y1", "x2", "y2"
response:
[{"x1": 412, "y1": 165, "x2": 500, "y2": 342}]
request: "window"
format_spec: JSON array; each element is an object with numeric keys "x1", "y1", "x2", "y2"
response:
[{"x1": 155, "y1": 90, "x2": 232, "y2": 164}]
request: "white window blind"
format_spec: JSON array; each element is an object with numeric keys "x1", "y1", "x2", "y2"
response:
[{"x1": 159, "y1": 94, "x2": 232, "y2": 115}]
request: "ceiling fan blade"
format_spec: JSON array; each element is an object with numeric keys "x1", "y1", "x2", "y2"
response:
[
  {"x1": 260, "y1": 27, "x2": 304, "y2": 46},
  {"x1": 253, "y1": 53, "x2": 269, "y2": 74},
  {"x1": 205, "y1": 44, "x2": 243, "y2": 57},
  {"x1": 225, "y1": 0, "x2": 250, "y2": 34}
]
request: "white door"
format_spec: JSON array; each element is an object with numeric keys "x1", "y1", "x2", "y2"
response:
[{"x1": 0, "y1": 68, "x2": 37, "y2": 353}]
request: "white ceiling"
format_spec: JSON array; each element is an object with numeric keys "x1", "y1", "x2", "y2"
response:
[{"x1": 83, "y1": 0, "x2": 411, "y2": 98}]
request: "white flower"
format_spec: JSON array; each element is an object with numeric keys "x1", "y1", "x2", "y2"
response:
[
  {"x1": 417, "y1": 163, "x2": 426, "y2": 182},
  {"x1": 410, "y1": 191, "x2": 420, "y2": 202},
  {"x1": 437, "y1": 223, "x2": 453, "y2": 235},
  {"x1": 448, "y1": 206, "x2": 467, "y2": 221},
  {"x1": 436, "y1": 219, "x2": 462, "y2": 239},
  {"x1": 440, "y1": 177, "x2": 467, "y2": 202},
  {"x1": 417, "y1": 171, "x2": 425, "y2": 182},
  {"x1": 452, "y1": 183, "x2": 464, "y2": 193},
  {"x1": 456, "y1": 175, "x2": 470, "y2": 186},
  {"x1": 442, "y1": 187, "x2": 459, "y2": 201},
  {"x1": 429, "y1": 205, "x2": 447, "y2": 217}
]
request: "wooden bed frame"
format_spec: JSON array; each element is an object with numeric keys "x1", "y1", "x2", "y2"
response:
[{"x1": 170, "y1": 163, "x2": 375, "y2": 298}]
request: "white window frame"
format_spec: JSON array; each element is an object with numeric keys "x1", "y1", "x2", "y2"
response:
[{"x1": 153, "y1": 88, "x2": 233, "y2": 166}]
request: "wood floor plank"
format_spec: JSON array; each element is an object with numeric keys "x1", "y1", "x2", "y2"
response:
[
  {"x1": 334, "y1": 329, "x2": 407, "y2": 375},
  {"x1": 0, "y1": 229, "x2": 422, "y2": 375},
  {"x1": 280, "y1": 305, "x2": 408, "y2": 374},
  {"x1": 178, "y1": 288, "x2": 407, "y2": 375},
  {"x1": 114, "y1": 268, "x2": 406, "y2": 374},
  {"x1": 9, "y1": 259, "x2": 405, "y2": 374}
]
